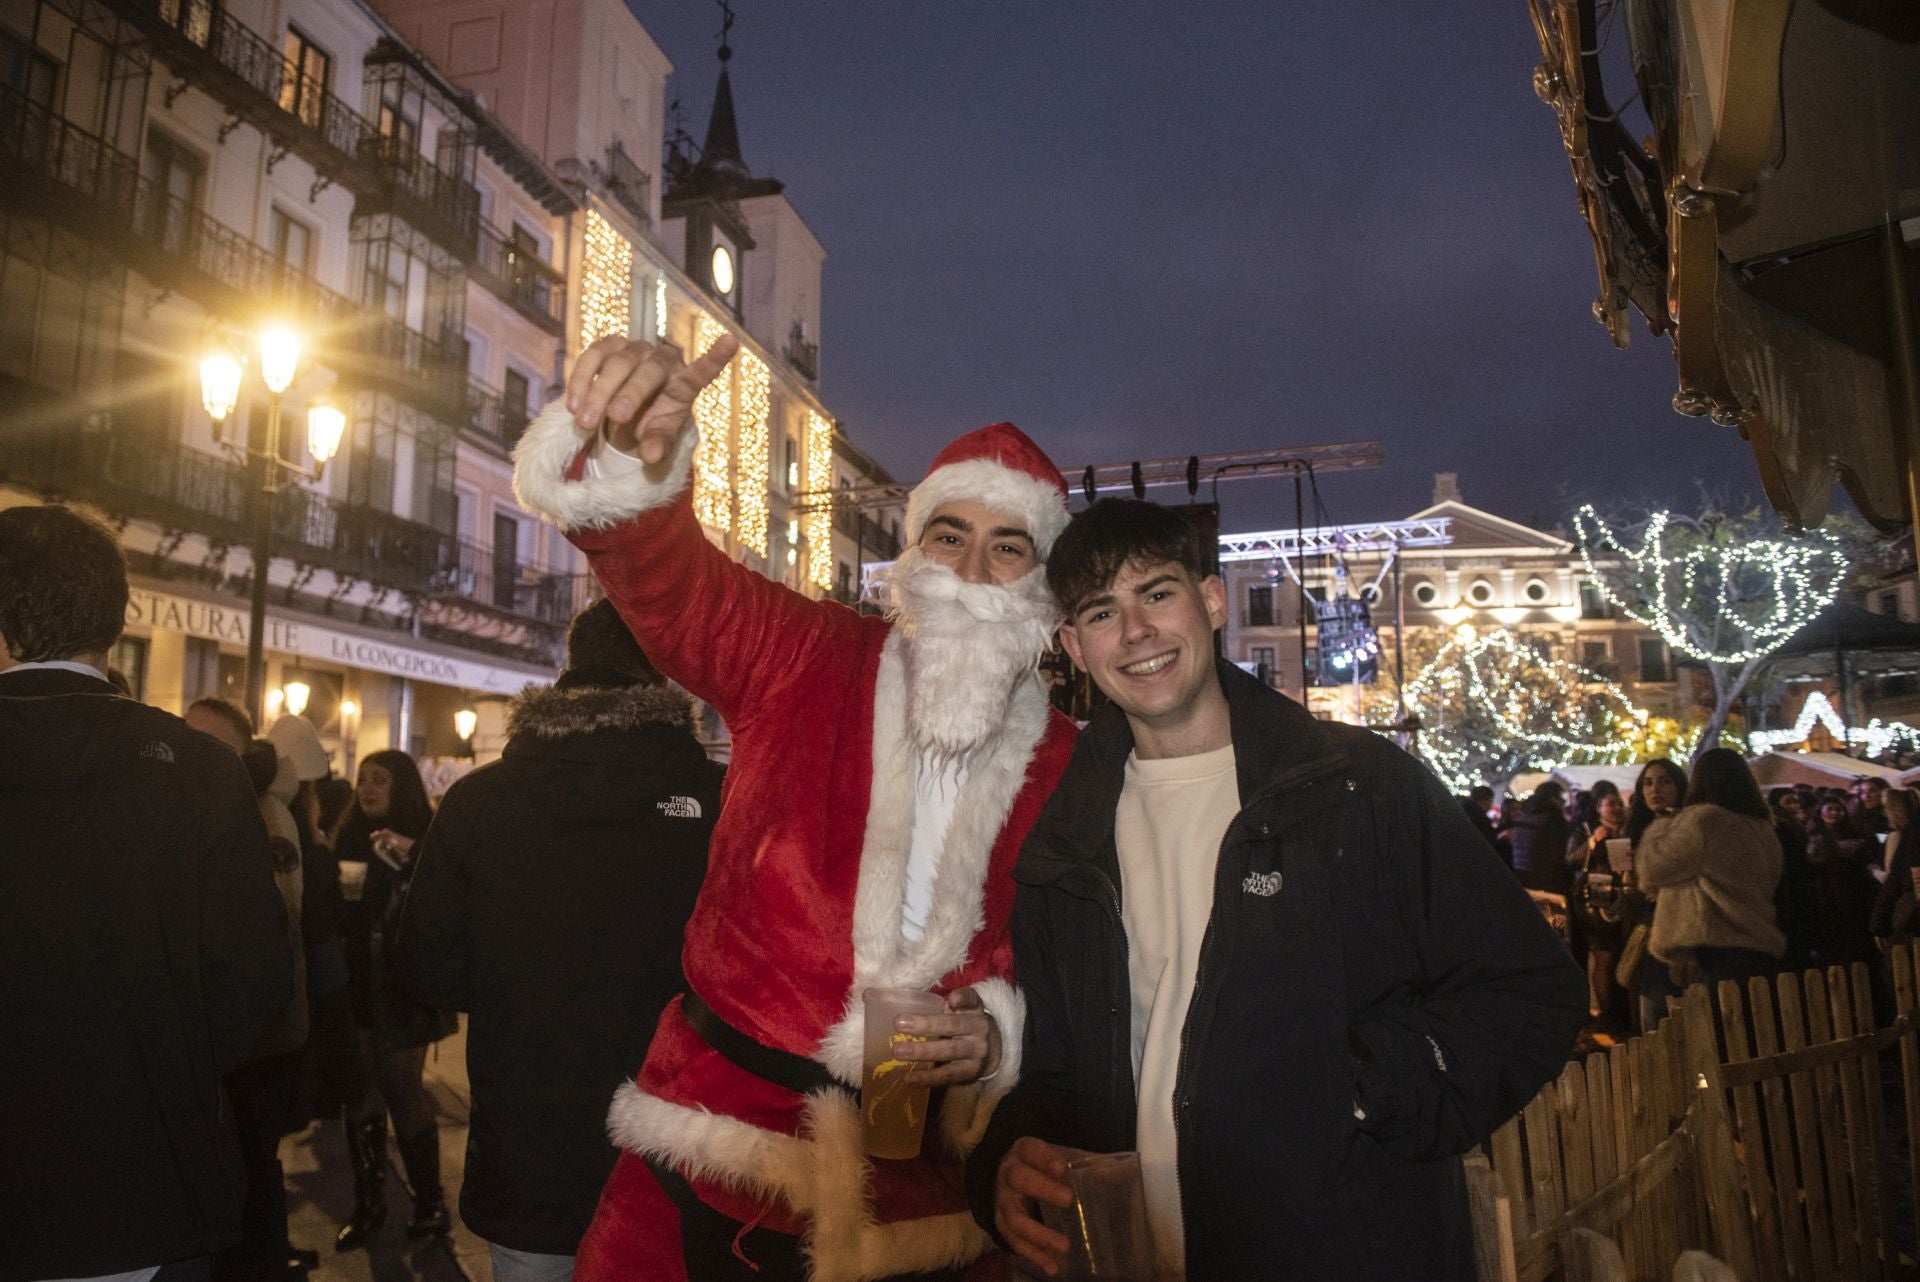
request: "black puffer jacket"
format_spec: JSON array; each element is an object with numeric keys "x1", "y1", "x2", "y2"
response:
[
  {"x1": 967, "y1": 663, "x2": 1585, "y2": 1281},
  {"x1": 394, "y1": 680, "x2": 722, "y2": 1254},
  {"x1": 0, "y1": 668, "x2": 292, "y2": 1282}
]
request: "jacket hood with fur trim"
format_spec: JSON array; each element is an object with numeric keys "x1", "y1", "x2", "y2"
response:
[{"x1": 506, "y1": 683, "x2": 694, "y2": 741}]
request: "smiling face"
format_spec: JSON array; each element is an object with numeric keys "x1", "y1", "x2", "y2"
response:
[
  {"x1": 1059, "y1": 557, "x2": 1230, "y2": 758},
  {"x1": 1597, "y1": 792, "x2": 1626, "y2": 829},
  {"x1": 916, "y1": 499, "x2": 1038, "y2": 586}
]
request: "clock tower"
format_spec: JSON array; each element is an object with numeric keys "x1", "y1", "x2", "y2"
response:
[{"x1": 661, "y1": 38, "x2": 783, "y2": 324}]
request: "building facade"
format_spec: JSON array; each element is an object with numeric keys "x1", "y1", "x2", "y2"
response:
[
  {"x1": 0, "y1": 0, "x2": 869, "y2": 771},
  {"x1": 1220, "y1": 476, "x2": 1697, "y2": 729}
]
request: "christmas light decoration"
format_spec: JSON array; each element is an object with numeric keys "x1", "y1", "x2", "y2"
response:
[
  {"x1": 691, "y1": 314, "x2": 734, "y2": 534},
  {"x1": 1572, "y1": 506, "x2": 1848, "y2": 665},
  {"x1": 1404, "y1": 626, "x2": 1648, "y2": 792},
  {"x1": 735, "y1": 349, "x2": 771, "y2": 556},
  {"x1": 580, "y1": 211, "x2": 634, "y2": 346},
  {"x1": 1748, "y1": 691, "x2": 1920, "y2": 759},
  {"x1": 805, "y1": 410, "x2": 834, "y2": 588},
  {"x1": 654, "y1": 274, "x2": 669, "y2": 340}
]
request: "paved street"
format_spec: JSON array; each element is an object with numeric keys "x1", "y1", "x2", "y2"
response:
[{"x1": 286, "y1": 1019, "x2": 492, "y2": 1282}]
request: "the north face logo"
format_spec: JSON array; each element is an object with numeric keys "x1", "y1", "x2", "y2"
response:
[
  {"x1": 141, "y1": 740, "x2": 176, "y2": 763},
  {"x1": 1242, "y1": 871, "x2": 1282, "y2": 897},
  {"x1": 657, "y1": 796, "x2": 702, "y2": 819}
]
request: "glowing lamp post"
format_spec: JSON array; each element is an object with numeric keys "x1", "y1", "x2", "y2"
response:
[
  {"x1": 198, "y1": 323, "x2": 335, "y2": 727},
  {"x1": 454, "y1": 707, "x2": 478, "y2": 757}
]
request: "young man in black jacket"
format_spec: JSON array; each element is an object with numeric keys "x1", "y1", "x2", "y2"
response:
[
  {"x1": 966, "y1": 500, "x2": 1585, "y2": 1281},
  {"x1": 393, "y1": 601, "x2": 723, "y2": 1282},
  {"x1": 0, "y1": 504, "x2": 293, "y2": 1282}
]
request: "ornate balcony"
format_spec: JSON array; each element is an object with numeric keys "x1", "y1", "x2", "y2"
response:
[
  {"x1": 435, "y1": 536, "x2": 597, "y2": 626},
  {"x1": 0, "y1": 406, "x2": 456, "y2": 596},
  {"x1": 473, "y1": 220, "x2": 565, "y2": 333}
]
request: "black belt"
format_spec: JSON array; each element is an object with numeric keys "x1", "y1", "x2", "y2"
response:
[{"x1": 681, "y1": 989, "x2": 854, "y2": 1098}]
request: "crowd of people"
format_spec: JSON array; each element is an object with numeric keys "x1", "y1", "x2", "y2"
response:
[
  {"x1": 1467, "y1": 761, "x2": 1914, "y2": 1044},
  {"x1": 0, "y1": 329, "x2": 1648, "y2": 1282}
]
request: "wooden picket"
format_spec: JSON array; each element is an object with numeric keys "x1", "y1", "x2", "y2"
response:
[{"x1": 1471, "y1": 947, "x2": 1920, "y2": 1282}]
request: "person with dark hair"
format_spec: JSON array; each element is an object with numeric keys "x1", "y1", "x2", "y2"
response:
[
  {"x1": 188, "y1": 696, "x2": 258, "y2": 753},
  {"x1": 1634, "y1": 748, "x2": 1785, "y2": 1030},
  {"x1": 1461, "y1": 785, "x2": 1502, "y2": 858},
  {"x1": 331, "y1": 748, "x2": 455, "y2": 1250},
  {"x1": 968, "y1": 498, "x2": 1585, "y2": 1282},
  {"x1": 394, "y1": 600, "x2": 723, "y2": 1282},
  {"x1": 1769, "y1": 788, "x2": 1819, "y2": 971},
  {"x1": 1568, "y1": 785, "x2": 1631, "y2": 1037},
  {"x1": 1804, "y1": 795, "x2": 1879, "y2": 968},
  {"x1": 511, "y1": 335, "x2": 1079, "y2": 1281},
  {"x1": 1509, "y1": 780, "x2": 1574, "y2": 896},
  {"x1": 0, "y1": 503, "x2": 292, "y2": 1282},
  {"x1": 1627, "y1": 759, "x2": 1688, "y2": 847}
]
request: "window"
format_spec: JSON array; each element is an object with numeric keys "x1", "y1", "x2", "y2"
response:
[
  {"x1": 1467, "y1": 579, "x2": 1495, "y2": 606},
  {"x1": 1526, "y1": 635, "x2": 1553, "y2": 660},
  {"x1": 1412, "y1": 581, "x2": 1438, "y2": 607},
  {"x1": 142, "y1": 130, "x2": 203, "y2": 254},
  {"x1": 1579, "y1": 582, "x2": 1610, "y2": 619},
  {"x1": 1581, "y1": 640, "x2": 1611, "y2": 670},
  {"x1": 269, "y1": 208, "x2": 312, "y2": 275},
  {"x1": 492, "y1": 511, "x2": 519, "y2": 609},
  {"x1": 110, "y1": 635, "x2": 148, "y2": 701},
  {"x1": 1252, "y1": 645, "x2": 1276, "y2": 687},
  {"x1": 1524, "y1": 578, "x2": 1550, "y2": 604},
  {"x1": 1638, "y1": 637, "x2": 1671, "y2": 683},
  {"x1": 510, "y1": 220, "x2": 550, "y2": 263},
  {"x1": 279, "y1": 27, "x2": 331, "y2": 127},
  {"x1": 502, "y1": 368, "x2": 531, "y2": 446},
  {"x1": 376, "y1": 79, "x2": 419, "y2": 150},
  {"x1": 1247, "y1": 585, "x2": 1274, "y2": 627},
  {"x1": 1878, "y1": 590, "x2": 1901, "y2": 619},
  {"x1": 785, "y1": 436, "x2": 799, "y2": 492},
  {"x1": 1, "y1": 27, "x2": 58, "y2": 111}
]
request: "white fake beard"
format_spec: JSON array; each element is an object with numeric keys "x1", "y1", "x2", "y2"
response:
[{"x1": 887, "y1": 547, "x2": 1059, "y2": 759}]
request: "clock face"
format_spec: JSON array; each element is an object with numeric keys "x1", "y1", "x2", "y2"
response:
[{"x1": 710, "y1": 243, "x2": 736, "y2": 296}]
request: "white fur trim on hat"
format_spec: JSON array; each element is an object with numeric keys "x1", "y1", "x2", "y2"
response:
[
  {"x1": 904, "y1": 458, "x2": 1070, "y2": 558},
  {"x1": 511, "y1": 400, "x2": 699, "y2": 532}
]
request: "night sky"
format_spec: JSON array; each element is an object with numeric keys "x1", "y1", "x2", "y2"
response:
[{"x1": 628, "y1": 1, "x2": 1763, "y2": 537}]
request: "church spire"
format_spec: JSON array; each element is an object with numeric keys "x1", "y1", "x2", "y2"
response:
[{"x1": 700, "y1": 42, "x2": 748, "y2": 178}]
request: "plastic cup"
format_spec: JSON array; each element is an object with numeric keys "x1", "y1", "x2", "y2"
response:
[
  {"x1": 1036, "y1": 1151, "x2": 1157, "y2": 1279},
  {"x1": 861, "y1": 987, "x2": 946, "y2": 1159},
  {"x1": 337, "y1": 859, "x2": 368, "y2": 903}
]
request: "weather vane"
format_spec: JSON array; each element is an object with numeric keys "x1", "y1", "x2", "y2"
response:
[{"x1": 716, "y1": 0, "x2": 734, "y2": 61}]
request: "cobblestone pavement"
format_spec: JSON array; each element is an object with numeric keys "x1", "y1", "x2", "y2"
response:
[{"x1": 286, "y1": 1019, "x2": 492, "y2": 1282}]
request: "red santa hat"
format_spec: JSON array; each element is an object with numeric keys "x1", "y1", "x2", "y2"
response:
[{"x1": 903, "y1": 422, "x2": 1070, "y2": 558}]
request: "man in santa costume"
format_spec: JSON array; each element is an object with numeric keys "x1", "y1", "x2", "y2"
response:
[{"x1": 511, "y1": 332, "x2": 1078, "y2": 1282}]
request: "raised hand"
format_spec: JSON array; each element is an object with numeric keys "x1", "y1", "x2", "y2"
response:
[{"x1": 564, "y1": 334, "x2": 741, "y2": 464}]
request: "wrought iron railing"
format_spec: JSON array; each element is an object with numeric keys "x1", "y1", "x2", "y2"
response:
[
  {"x1": 356, "y1": 132, "x2": 479, "y2": 256},
  {"x1": 463, "y1": 380, "x2": 531, "y2": 450},
  {"x1": 605, "y1": 140, "x2": 651, "y2": 226},
  {"x1": 473, "y1": 220, "x2": 565, "y2": 330},
  {"x1": 435, "y1": 537, "x2": 596, "y2": 624}
]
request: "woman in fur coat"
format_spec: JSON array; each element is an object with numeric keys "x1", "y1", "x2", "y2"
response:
[{"x1": 1635, "y1": 749, "x2": 1785, "y2": 1027}]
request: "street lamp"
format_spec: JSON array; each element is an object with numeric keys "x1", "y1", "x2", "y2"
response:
[
  {"x1": 453, "y1": 707, "x2": 478, "y2": 742},
  {"x1": 200, "y1": 323, "x2": 334, "y2": 728},
  {"x1": 282, "y1": 680, "x2": 311, "y2": 717}
]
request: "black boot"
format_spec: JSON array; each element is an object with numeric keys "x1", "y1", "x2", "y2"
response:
[
  {"x1": 334, "y1": 1116, "x2": 387, "y2": 1251},
  {"x1": 398, "y1": 1128, "x2": 450, "y2": 1239}
]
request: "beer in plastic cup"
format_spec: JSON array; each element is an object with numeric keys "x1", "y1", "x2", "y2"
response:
[
  {"x1": 861, "y1": 987, "x2": 946, "y2": 1159},
  {"x1": 338, "y1": 859, "x2": 368, "y2": 903},
  {"x1": 1036, "y1": 1150, "x2": 1156, "y2": 1279}
]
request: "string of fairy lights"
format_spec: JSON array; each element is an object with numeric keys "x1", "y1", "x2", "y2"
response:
[
  {"x1": 805, "y1": 409, "x2": 835, "y2": 589},
  {"x1": 579, "y1": 211, "x2": 634, "y2": 347},
  {"x1": 734, "y1": 350, "x2": 772, "y2": 557},
  {"x1": 691, "y1": 314, "x2": 735, "y2": 534},
  {"x1": 1747, "y1": 690, "x2": 1920, "y2": 759},
  {"x1": 1406, "y1": 627, "x2": 1648, "y2": 792},
  {"x1": 1572, "y1": 506, "x2": 1848, "y2": 665}
]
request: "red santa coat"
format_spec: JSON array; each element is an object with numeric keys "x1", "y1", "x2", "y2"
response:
[{"x1": 513, "y1": 404, "x2": 1077, "y2": 1281}]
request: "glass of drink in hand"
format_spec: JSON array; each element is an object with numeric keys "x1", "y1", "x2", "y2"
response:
[
  {"x1": 1037, "y1": 1151, "x2": 1157, "y2": 1280},
  {"x1": 860, "y1": 988, "x2": 947, "y2": 1159}
]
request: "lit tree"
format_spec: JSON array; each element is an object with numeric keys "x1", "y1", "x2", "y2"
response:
[
  {"x1": 1573, "y1": 504, "x2": 1853, "y2": 755},
  {"x1": 1404, "y1": 627, "x2": 1645, "y2": 792}
]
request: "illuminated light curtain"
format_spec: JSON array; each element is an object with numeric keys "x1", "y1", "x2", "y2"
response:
[
  {"x1": 580, "y1": 211, "x2": 634, "y2": 346},
  {"x1": 735, "y1": 350, "x2": 771, "y2": 556},
  {"x1": 691, "y1": 314, "x2": 734, "y2": 533},
  {"x1": 805, "y1": 410, "x2": 834, "y2": 588},
  {"x1": 654, "y1": 274, "x2": 669, "y2": 339}
]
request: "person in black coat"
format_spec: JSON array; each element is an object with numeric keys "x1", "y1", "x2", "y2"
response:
[
  {"x1": 0, "y1": 504, "x2": 292, "y2": 1282},
  {"x1": 968, "y1": 501, "x2": 1584, "y2": 1282},
  {"x1": 394, "y1": 600, "x2": 722, "y2": 1281}
]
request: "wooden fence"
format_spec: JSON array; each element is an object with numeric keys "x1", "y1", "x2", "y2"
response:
[{"x1": 1470, "y1": 947, "x2": 1920, "y2": 1282}]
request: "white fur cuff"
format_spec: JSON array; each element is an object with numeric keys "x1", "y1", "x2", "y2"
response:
[{"x1": 511, "y1": 401, "x2": 699, "y2": 532}]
